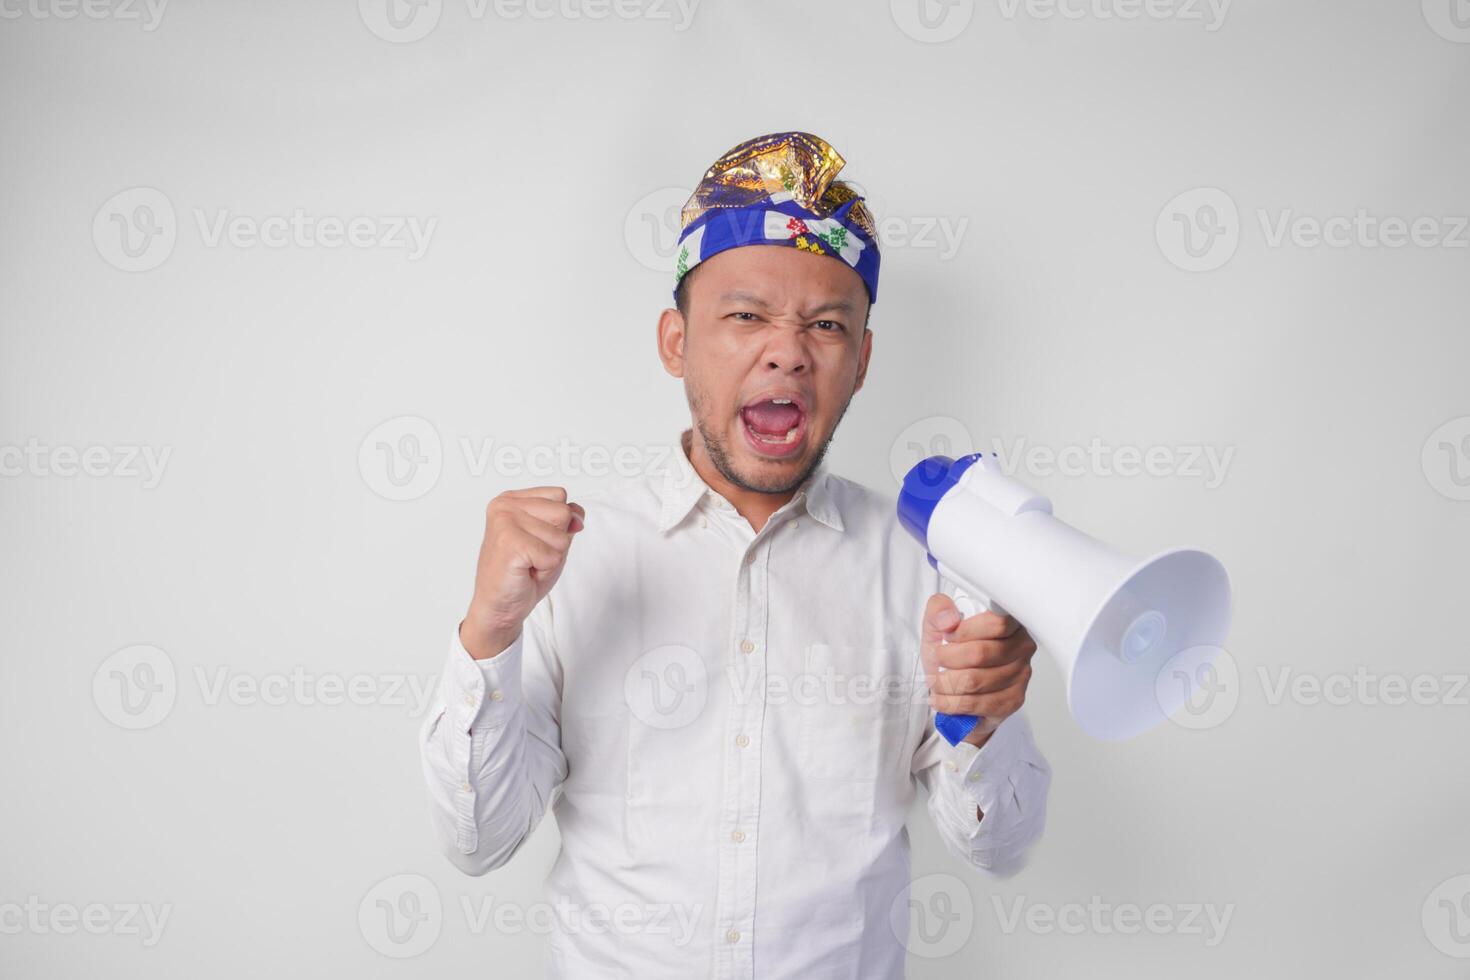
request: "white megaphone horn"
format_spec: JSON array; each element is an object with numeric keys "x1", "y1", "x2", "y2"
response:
[{"x1": 897, "y1": 452, "x2": 1233, "y2": 743}]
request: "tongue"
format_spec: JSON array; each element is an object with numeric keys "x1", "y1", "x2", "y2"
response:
[{"x1": 743, "y1": 401, "x2": 802, "y2": 435}]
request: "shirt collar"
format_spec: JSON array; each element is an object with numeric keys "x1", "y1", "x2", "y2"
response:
[{"x1": 658, "y1": 428, "x2": 845, "y2": 534}]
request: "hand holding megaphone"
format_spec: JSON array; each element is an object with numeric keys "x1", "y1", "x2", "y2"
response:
[
  {"x1": 899, "y1": 452, "x2": 1232, "y2": 744},
  {"x1": 920, "y1": 589, "x2": 1037, "y2": 747}
]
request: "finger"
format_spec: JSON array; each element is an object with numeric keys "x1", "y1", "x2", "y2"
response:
[
  {"x1": 500, "y1": 486, "x2": 569, "y2": 503},
  {"x1": 502, "y1": 525, "x2": 566, "y2": 574},
  {"x1": 931, "y1": 667, "x2": 1032, "y2": 717},
  {"x1": 934, "y1": 634, "x2": 1037, "y2": 670},
  {"x1": 510, "y1": 510, "x2": 576, "y2": 551},
  {"x1": 921, "y1": 593, "x2": 963, "y2": 644},
  {"x1": 506, "y1": 496, "x2": 584, "y2": 532},
  {"x1": 946, "y1": 611, "x2": 1022, "y2": 642},
  {"x1": 932, "y1": 691, "x2": 1023, "y2": 719},
  {"x1": 929, "y1": 660, "x2": 1031, "y2": 697}
]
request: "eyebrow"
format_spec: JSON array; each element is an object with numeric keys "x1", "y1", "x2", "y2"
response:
[{"x1": 717, "y1": 290, "x2": 857, "y2": 318}]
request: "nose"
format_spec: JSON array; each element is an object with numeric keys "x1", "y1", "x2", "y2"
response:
[{"x1": 762, "y1": 323, "x2": 810, "y2": 375}]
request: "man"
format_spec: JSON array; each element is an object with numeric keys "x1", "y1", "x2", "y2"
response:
[{"x1": 420, "y1": 131, "x2": 1051, "y2": 978}]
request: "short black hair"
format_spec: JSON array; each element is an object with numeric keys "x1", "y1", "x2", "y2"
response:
[
  {"x1": 673, "y1": 263, "x2": 871, "y2": 330},
  {"x1": 673, "y1": 264, "x2": 699, "y2": 319}
]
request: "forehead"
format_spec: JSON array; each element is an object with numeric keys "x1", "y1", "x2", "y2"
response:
[{"x1": 687, "y1": 244, "x2": 868, "y2": 310}]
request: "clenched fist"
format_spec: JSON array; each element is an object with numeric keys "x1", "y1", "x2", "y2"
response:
[
  {"x1": 460, "y1": 486, "x2": 585, "y2": 660},
  {"x1": 920, "y1": 593, "x2": 1038, "y2": 747}
]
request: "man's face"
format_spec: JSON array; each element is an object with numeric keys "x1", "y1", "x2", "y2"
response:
[{"x1": 659, "y1": 244, "x2": 873, "y2": 495}]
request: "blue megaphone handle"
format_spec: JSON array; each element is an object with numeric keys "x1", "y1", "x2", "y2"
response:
[{"x1": 935, "y1": 711, "x2": 981, "y2": 745}]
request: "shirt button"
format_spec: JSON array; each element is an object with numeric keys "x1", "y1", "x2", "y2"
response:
[
  {"x1": 463, "y1": 692, "x2": 475, "y2": 706},
  {"x1": 459, "y1": 781, "x2": 471, "y2": 792},
  {"x1": 735, "y1": 734, "x2": 750, "y2": 747},
  {"x1": 944, "y1": 760, "x2": 958, "y2": 772},
  {"x1": 739, "y1": 639, "x2": 755, "y2": 654},
  {"x1": 967, "y1": 770, "x2": 982, "y2": 782},
  {"x1": 787, "y1": 519, "x2": 799, "y2": 530},
  {"x1": 699, "y1": 516, "x2": 708, "y2": 528},
  {"x1": 731, "y1": 829, "x2": 746, "y2": 843},
  {"x1": 726, "y1": 929, "x2": 740, "y2": 943},
  {"x1": 489, "y1": 690, "x2": 503, "y2": 702}
]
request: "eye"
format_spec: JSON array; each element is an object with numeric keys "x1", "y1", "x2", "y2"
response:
[
  {"x1": 813, "y1": 319, "x2": 845, "y2": 333},
  {"x1": 730, "y1": 311, "x2": 760, "y2": 322}
]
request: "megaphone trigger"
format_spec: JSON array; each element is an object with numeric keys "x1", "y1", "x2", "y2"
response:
[{"x1": 943, "y1": 572, "x2": 1008, "y2": 622}]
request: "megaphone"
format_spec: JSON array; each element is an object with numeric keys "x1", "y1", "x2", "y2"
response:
[{"x1": 897, "y1": 452, "x2": 1232, "y2": 743}]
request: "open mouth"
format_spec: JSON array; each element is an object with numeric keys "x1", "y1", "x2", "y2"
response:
[{"x1": 739, "y1": 394, "x2": 808, "y2": 458}]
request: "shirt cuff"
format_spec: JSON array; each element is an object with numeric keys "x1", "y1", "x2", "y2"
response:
[
  {"x1": 947, "y1": 714, "x2": 1028, "y2": 824},
  {"x1": 439, "y1": 625, "x2": 525, "y2": 734}
]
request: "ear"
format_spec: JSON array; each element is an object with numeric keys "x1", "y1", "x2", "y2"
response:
[
  {"x1": 852, "y1": 322, "x2": 873, "y2": 393},
  {"x1": 656, "y1": 306, "x2": 687, "y2": 378}
]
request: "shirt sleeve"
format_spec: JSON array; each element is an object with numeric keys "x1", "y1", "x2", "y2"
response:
[
  {"x1": 911, "y1": 710, "x2": 1052, "y2": 877},
  {"x1": 418, "y1": 596, "x2": 568, "y2": 876},
  {"x1": 908, "y1": 574, "x2": 1052, "y2": 878}
]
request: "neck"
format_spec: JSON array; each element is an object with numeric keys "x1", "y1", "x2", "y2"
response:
[{"x1": 683, "y1": 428, "x2": 794, "y2": 534}]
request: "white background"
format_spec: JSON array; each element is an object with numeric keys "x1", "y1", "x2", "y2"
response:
[{"x1": 2, "y1": 0, "x2": 1468, "y2": 976}]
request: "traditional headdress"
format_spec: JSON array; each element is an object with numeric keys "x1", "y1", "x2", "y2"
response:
[{"x1": 672, "y1": 131, "x2": 881, "y2": 303}]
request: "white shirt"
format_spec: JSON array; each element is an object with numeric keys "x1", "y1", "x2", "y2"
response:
[{"x1": 419, "y1": 429, "x2": 1051, "y2": 979}]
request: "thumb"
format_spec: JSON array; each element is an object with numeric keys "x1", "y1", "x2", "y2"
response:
[{"x1": 922, "y1": 592, "x2": 963, "y2": 643}]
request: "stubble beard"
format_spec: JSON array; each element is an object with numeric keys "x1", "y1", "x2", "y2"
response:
[{"x1": 687, "y1": 380, "x2": 851, "y2": 496}]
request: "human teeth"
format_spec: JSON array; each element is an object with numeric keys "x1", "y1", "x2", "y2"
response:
[
  {"x1": 771, "y1": 398, "x2": 792, "y2": 405},
  {"x1": 749, "y1": 426, "x2": 800, "y2": 445}
]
